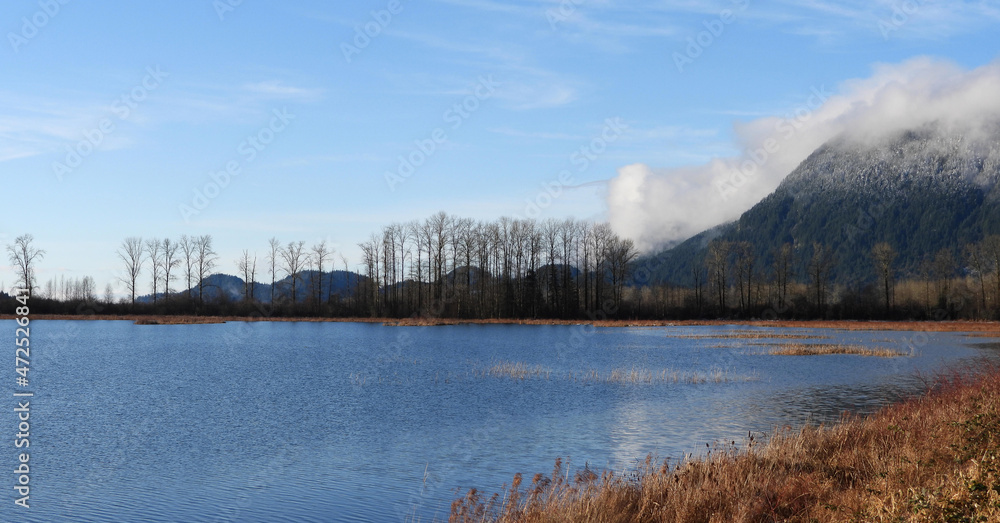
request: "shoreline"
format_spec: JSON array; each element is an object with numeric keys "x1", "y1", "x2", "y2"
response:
[
  {"x1": 452, "y1": 364, "x2": 1000, "y2": 522},
  {"x1": 6, "y1": 314, "x2": 1000, "y2": 333}
]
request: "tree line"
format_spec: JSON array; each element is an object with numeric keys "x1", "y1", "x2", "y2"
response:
[
  {"x1": 632, "y1": 236, "x2": 1000, "y2": 321},
  {"x1": 7, "y1": 220, "x2": 1000, "y2": 321}
]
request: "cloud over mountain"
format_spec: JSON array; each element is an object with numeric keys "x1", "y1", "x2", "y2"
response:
[{"x1": 607, "y1": 57, "x2": 1000, "y2": 252}]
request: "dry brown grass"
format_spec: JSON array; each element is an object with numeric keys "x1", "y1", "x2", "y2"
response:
[
  {"x1": 451, "y1": 365, "x2": 1000, "y2": 523},
  {"x1": 753, "y1": 343, "x2": 909, "y2": 358},
  {"x1": 133, "y1": 317, "x2": 226, "y2": 325},
  {"x1": 384, "y1": 318, "x2": 460, "y2": 326},
  {"x1": 669, "y1": 333, "x2": 831, "y2": 340}
]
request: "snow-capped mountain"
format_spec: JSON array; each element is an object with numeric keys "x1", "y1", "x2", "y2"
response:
[{"x1": 645, "y1": 122, "x2": 1000, "y2": 286}]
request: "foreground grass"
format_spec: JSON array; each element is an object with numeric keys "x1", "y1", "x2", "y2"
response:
[{"x1": 451, "y1": 365, "x2": 1000, "y2": 522}]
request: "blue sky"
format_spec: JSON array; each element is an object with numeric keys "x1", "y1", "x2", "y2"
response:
[{"x1": 2, "y1": 0, "x2": 999, "y2": 294}]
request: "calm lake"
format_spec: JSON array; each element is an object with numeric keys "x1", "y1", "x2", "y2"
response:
[{"x1": 5, "y1": 320, "x2": 999, "y2": 522}]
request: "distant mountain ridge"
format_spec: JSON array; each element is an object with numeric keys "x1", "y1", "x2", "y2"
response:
[
  {"x1": 644, "y1": 121, "x2": 1000, "y2": 286},
  {"x1": 138, "y1": 270, "x2": 367, "y2": 304}
]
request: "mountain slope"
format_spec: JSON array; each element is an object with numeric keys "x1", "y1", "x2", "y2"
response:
[
  {"x1": 138, "y1": 270, "x2": 368, "y2": 303},
  {"x1": 646, "y1": 122, "x2": 1000, "y2": 286}
]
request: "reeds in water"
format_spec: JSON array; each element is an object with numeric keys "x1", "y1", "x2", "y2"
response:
[
  {"x1": 668, "y1": 332, "x2": 830, "y2": 340},
  {"x1": 577, "y1": 366, "x2": 755, "y2": 385},
  {"x1": 759, "y1": 342, "x2": 908, "y2": 357},
  {"x1": 476, "y1": 363, "x2": 756, "y2": 385},
  {"x1": 478, "y1": 360, "x2": 552, "y2": 380}
]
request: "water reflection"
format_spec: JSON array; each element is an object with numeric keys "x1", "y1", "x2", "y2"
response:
[{"x1": 6, "y1": 321, "x2": 999, "y2": 522}]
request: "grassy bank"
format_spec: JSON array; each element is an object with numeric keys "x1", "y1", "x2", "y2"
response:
[{"x1": 450, "y1": 364, "x2": 1000, "y2": 522}]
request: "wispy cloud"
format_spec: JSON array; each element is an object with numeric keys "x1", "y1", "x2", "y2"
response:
[
  {"x1": 489, "y1": 127, "x2": 587, "y2": 140},
  {"x1": 375, "y1": 27, "x2": 583, "y2": 110},
  {"x1": 435, "y1": 0, "x2": 1000, "y2": 47},
  {"x1": 0, "y1": 78, "x2": 323, "y2": 165},
  {"x1": 763, "y1": 0, "x2": 1000, "y2": 41},
  {"x1": 0, "y1": 93, "x2": 123, "y2": 161},
  {"x1": 240, "y1": 81, "x2": 325, "y2": 101}
]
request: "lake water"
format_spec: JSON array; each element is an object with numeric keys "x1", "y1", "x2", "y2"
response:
[{"x1": 4, "y1": 320, "x2": 999, "y2": 522}]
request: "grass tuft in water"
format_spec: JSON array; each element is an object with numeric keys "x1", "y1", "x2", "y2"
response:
[
  {"x1": 477, "y1": 360, "x2": 552, "y2": 380},
  {"x1": 758, "y1": 343, "x2": 908, "y2": 357}
]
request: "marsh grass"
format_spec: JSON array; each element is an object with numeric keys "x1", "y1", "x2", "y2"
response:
[
  {"x1": 668, "y1": 333, "x2": 830, "y2": 340},
  {"x1": 134, "y1": 317, "x2": 226, "y2": 325},
  {"x1": 478, "y1": 360, "x2": 552, "y2": 380},
  {"x1": 589, "y1": 367, "x2": 754, "y2": 385},
  {"x1": 754, "y1": 342, "x2": 908, "y2": 357},
  {"x1": 451, "y1": 365, "x2": 1000, "y2": 522},
  {"x1": 963, "y1": 332, "x2": 1000, "y2": 338},
  {"x1": 478, "y1": 364, "x2": 757, "y2": 385}
]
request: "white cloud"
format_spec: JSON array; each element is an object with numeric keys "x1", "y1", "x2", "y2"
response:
[
  {"x1": 607, "y1": 57, "x2": 1000, "y2": 252},
  {"x1": 240, "y1": 81, "x2": 324, "y2": 101}
]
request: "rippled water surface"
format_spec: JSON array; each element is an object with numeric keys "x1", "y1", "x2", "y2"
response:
[{"x1": 4, "y1": 320, "x2": 998, "y2": 522}]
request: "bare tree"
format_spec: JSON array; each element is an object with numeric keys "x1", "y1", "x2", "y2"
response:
[
  {"x1": 180, "y1": 235, "x2": 195, "y2": 300},
  {"x1": 311, "y1": 240, "x2": 332, "y2": 308},
  {"x1": 691, "y1": 264, "x2": 705, "y2": 314},
  {"x1": 161, "y1": 238, "x2": 180, "y2": 299},
  {"x1": 427, "y1": 212, "x2": 452, "y2": 304},
  {"x1": 195, "y1": 235, "x2": 218, "y2": 303},
  {"x1": 281, "y1": 240, "x2": 309, "y2": 304},
  {"x1": 146, "y1": 238, "x2": 162, "y2": 304},
  {"x1": 983, "y1": 235, "x2": 1000, "y2": 311},
  {"x1": 706, "y1": 240, "x2": 732, "y2": 312},
  {"x1": 871, "y1": 242, "x2": 897, "y2": 313},
  {"x1": 734, "y1": 241, "x2": 755, "y2": 313},
  {"x1": 267, "y1": 237, "x2": 281, "y2": 304},
  {"x1": 117, "y1": 237, "x2": 145, "y2": 307},
  {"x1": 607, "y1": 234, "x2": 638, "y2": 312},
  {"x1": 809, "y1": 242, "x2": 835, "y2": 316},
  {"x1": 771, "y1": 243, "x2": 794, "y2": 312},
  {"x1": 80, "y1": 276, "x2": 97, "y2": 304},
  {"x1": 6, "y1": 234, "x2": 45, "y2": 296},
  {"x1": 236, "y1": 250, "x2": 257, "y2": 302},
  {"x1": 932, "y1": 248, "x2": 955, "y2": 311},
  {"x1": 359, "y1": 235, "x2": 381, "y2": 315}
]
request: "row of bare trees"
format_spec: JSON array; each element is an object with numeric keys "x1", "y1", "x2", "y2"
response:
[
  {"x1": 116, "y1": 235, "x2": 217, "y2": 307},
  {"x1": 17, "y1": 225, "x2": 1000, "y2": 320},
  {"x1": 355, "y1": 213, "x2": 638, "y2": 318},
  {"x1": 113, "y1": 234, "x2": 345, "y2": 312},
  {"x1": 697, "y1": 239, "x2": 885, "y2": 318},
  {"x1": 675, "y1": 237, "x2": 1000, "y2": 320}
]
